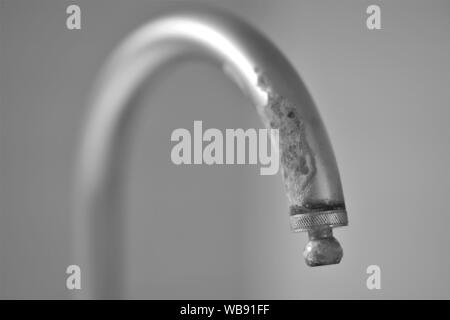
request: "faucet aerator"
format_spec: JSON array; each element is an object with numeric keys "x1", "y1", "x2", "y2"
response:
[{"x1": 303, "y1": 227, "x2": 344, "y2": 266}]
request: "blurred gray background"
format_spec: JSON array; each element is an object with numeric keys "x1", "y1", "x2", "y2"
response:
[{"x1": 1, "y1": 0, "x2": 449, "y2": 299}]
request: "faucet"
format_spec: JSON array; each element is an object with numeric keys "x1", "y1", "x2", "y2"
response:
[{"x1": 74, "y1": 7, "x2": 348, "y2": 299}]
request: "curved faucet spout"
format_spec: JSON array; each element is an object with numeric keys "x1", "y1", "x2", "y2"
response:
[{"x1": 75, "y1": 7, "x2": 348, "y2": 298}]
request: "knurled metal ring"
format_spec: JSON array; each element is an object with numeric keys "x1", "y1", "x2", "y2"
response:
[{"x1": 290, "y1": 209, "x2": 348, "y2": 232}]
